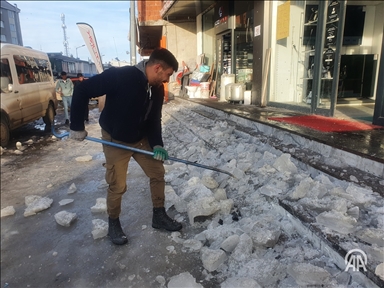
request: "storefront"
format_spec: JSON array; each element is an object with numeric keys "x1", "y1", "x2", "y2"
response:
[
  {"x1": 163, "y1": 0, "x2": 383, "y2": 125},
  {"x1": 202, "y1": 1, "x2": 263, "y2": 103},
  {"x1": 268, "y1": 0, "x2": 383, "y2": 124}
]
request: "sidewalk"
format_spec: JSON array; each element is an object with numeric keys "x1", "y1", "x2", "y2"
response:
[{"x1": 186, "y1": 98, "x2": 384, "y2": 164}]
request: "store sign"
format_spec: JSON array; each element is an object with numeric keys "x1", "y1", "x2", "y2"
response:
[
  {"x1": 328, "y1": 0, "x2": 340, "y2": 22},
  {"x1": 326, "y1": 24, "x2": 337, "y2": 46},
  {"x1": 215, "y1": 15, "x2": 228, "y2": 27},
  {"x1": 323, "y1": 47, "x2": 335, "y2": 71},
  {"x1": 214, "y1": 1, "x2": 229, "y2": 27},
  {"x1": 276, "y1": 1, "x2": 290, "y2": 40},
  {"x1": 255, "y1": 25, "x2": 261, "y2": 37}
]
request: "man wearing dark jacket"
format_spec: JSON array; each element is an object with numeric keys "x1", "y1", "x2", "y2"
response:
[{"x1": 69, "y1": 48, "x2": 181, "y2": 245}]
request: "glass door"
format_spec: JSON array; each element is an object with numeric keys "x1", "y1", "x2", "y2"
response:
[
  {"x1": 303, "y1": 0, "x2": 346, "y2": 116},
  {"x1": 216, "y1": 31, "x2": 232, "y2": 98},
  {"x1": 234, "y1": 8, "x2": 253, "y2": 91}
]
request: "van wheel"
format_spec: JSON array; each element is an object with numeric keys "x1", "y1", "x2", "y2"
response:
[
  {"x1": 1, "y1": 117, "x2": 10, "y2": 147},
  {"x1": 43, "y1": 103, "x2": 55, "y2": 127}
]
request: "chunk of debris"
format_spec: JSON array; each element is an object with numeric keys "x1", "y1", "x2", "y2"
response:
[
  {"x1": 24, "y1": 195, "x2": 53, "y2": 217},
  {"x1": 91, "y1": 219, "x2": 108, "y2": 239},
  {"x1": 54, "y1": 211, "x2": 77, "y2": 227},
  {"x1": 67, "y1": 183, "x2": 77, "y2": 194},
  {"x1": 375, "y1": 263, "x2": 384, "y2": 281},
  {"x1": 287, "y1": 263, "x2": 331, "y2": 286},
  {"x1": 201, "y1": 247, "x2": 228, "y2": 272},
  {"x1": 75, "y1": 155, "x2": 92, "y2": 162},
  {"x1": 1, "y1": 206, "x2": 16, "y2": 218},
  {"x1": 59, "y1": 199, "x2": 74, "y2": 206},
  {"x1": 167, "y1": 272, "x2": 203, "y2": 288},
  {"x1": 91, "y1": 198, "x2": 107, "y2": 213},
  {"x1": 187, "y1": 197, "x2": 220, "y2": 225}
]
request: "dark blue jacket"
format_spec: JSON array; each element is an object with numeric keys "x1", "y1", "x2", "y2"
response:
[{"x1": 70, "y1": 63, "x2": 164, "y2": 148}]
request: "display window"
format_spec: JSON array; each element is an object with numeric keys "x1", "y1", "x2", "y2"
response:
[{"x1": 234, "y1": 7, "x2": 254, "y2": 91}]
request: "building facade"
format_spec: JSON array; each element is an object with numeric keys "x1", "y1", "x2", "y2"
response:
[
  {"x1": 0, "y1": 1, "x2": 23, "y2": 46},
  {"x1": 47, "y1": 53, "x2": 98, "y2": 79},
  {"x1": 137, "y1": 0, "x2": 383, "y2": 125},
  {"x1": 137, "y1": 0, "x2": 202, "y2": 71}
]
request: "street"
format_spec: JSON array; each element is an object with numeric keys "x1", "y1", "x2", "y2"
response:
[{"x1": 1, "y1": 98, "x2": 383, "y2": 287}]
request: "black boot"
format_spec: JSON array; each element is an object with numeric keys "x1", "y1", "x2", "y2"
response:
[
  {"x1": 108, "y1": 217, "x2": 128, "y2": 245},
  {"x1": 152, "y1": 207, "x2": 182, "y2": 231}
]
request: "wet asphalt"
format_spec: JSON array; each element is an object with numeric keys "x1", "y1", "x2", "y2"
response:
[{"x1": 1, "y1": 159, "x2": 219, "y2": 288}]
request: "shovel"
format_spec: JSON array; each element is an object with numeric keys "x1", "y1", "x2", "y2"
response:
[{"x1": 51, "y1": 125, "x2": 235, "y2": 178}]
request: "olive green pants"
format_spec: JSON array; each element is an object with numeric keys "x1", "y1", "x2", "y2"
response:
[{"x1": 101, "y1": 129, "x2": 165, "y2": 219}]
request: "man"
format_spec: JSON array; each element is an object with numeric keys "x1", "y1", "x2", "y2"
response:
[
  {"x1": 69, "y1": 48, "x2": 181, "y2": 245},
  {"x1": 73, "y1": 73, "x2": 89, "y2": 122},
  {"x1": 56, "y1": 71, "x2": 74, "y2": 125}
]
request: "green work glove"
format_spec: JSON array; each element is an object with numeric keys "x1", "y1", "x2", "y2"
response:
[{"x1": 153, "y1": 145, "x2": 168, "y2": 161}]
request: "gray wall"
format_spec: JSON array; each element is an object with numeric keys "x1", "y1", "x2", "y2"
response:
[{"x1": 165, "y1": 22, "x2": 197, "y2": 71}]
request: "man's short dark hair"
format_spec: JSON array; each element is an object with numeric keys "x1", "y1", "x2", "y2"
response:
[
  {"x1": 148, "y1": 48, "x2": 178, "y2": 72},
  {"x1": 77, "y1": 73, "x2": 83, "y2": 77},
  {"x1": 61, "y1": 71, "x2": 67, "y2": 76}
]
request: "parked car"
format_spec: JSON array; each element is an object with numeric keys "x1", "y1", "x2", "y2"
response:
[{"x1": 1, "y1": 44, "x2": 58, "y2": 147}]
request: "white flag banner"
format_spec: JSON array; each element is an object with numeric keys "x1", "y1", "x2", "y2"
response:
[
  {"x1": 77, "y1": 22, "x2": 106, "y2": 112},
  {"x1": 76, "y1": 22, "x2": 104, "y2": 74}
]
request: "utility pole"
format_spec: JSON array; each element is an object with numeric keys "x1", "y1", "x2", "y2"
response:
[
  {"x1": 130, "y1": 1, "x2": 136, "y2": 65},
  {"x1": 61, "y1": 13, "x2": 69, "y2": 56}
]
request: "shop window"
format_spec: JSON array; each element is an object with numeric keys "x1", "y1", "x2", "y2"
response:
[
  {"x1": 234, "y1": 9, "x2": 253, "y2": 90},
  {"x1": 303, "y1": 5, "x2": 366, "y2": 47}
]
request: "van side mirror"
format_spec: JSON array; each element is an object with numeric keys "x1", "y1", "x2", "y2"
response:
[{"x1": 8, "y1": 83, "x2": 13, "y2": 92}]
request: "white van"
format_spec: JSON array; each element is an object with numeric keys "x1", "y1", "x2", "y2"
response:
[{"x1": 1, "y1": 44, "x2": 58, "y2": 147}]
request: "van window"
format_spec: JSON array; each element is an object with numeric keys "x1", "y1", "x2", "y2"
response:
[
  {"x1": 35, "y1": 58, "x2": 52, "y2": 82},
  {"x1": 1, "y1": 58, "x2": 13, "y2": 92},
  {"x1": 13, "y1": 55, "x2": 52, "y2": 84}
]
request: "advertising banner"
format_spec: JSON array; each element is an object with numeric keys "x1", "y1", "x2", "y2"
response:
[{"x1": 76, "y1": 22, "x2": 103, "y2": 74}]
